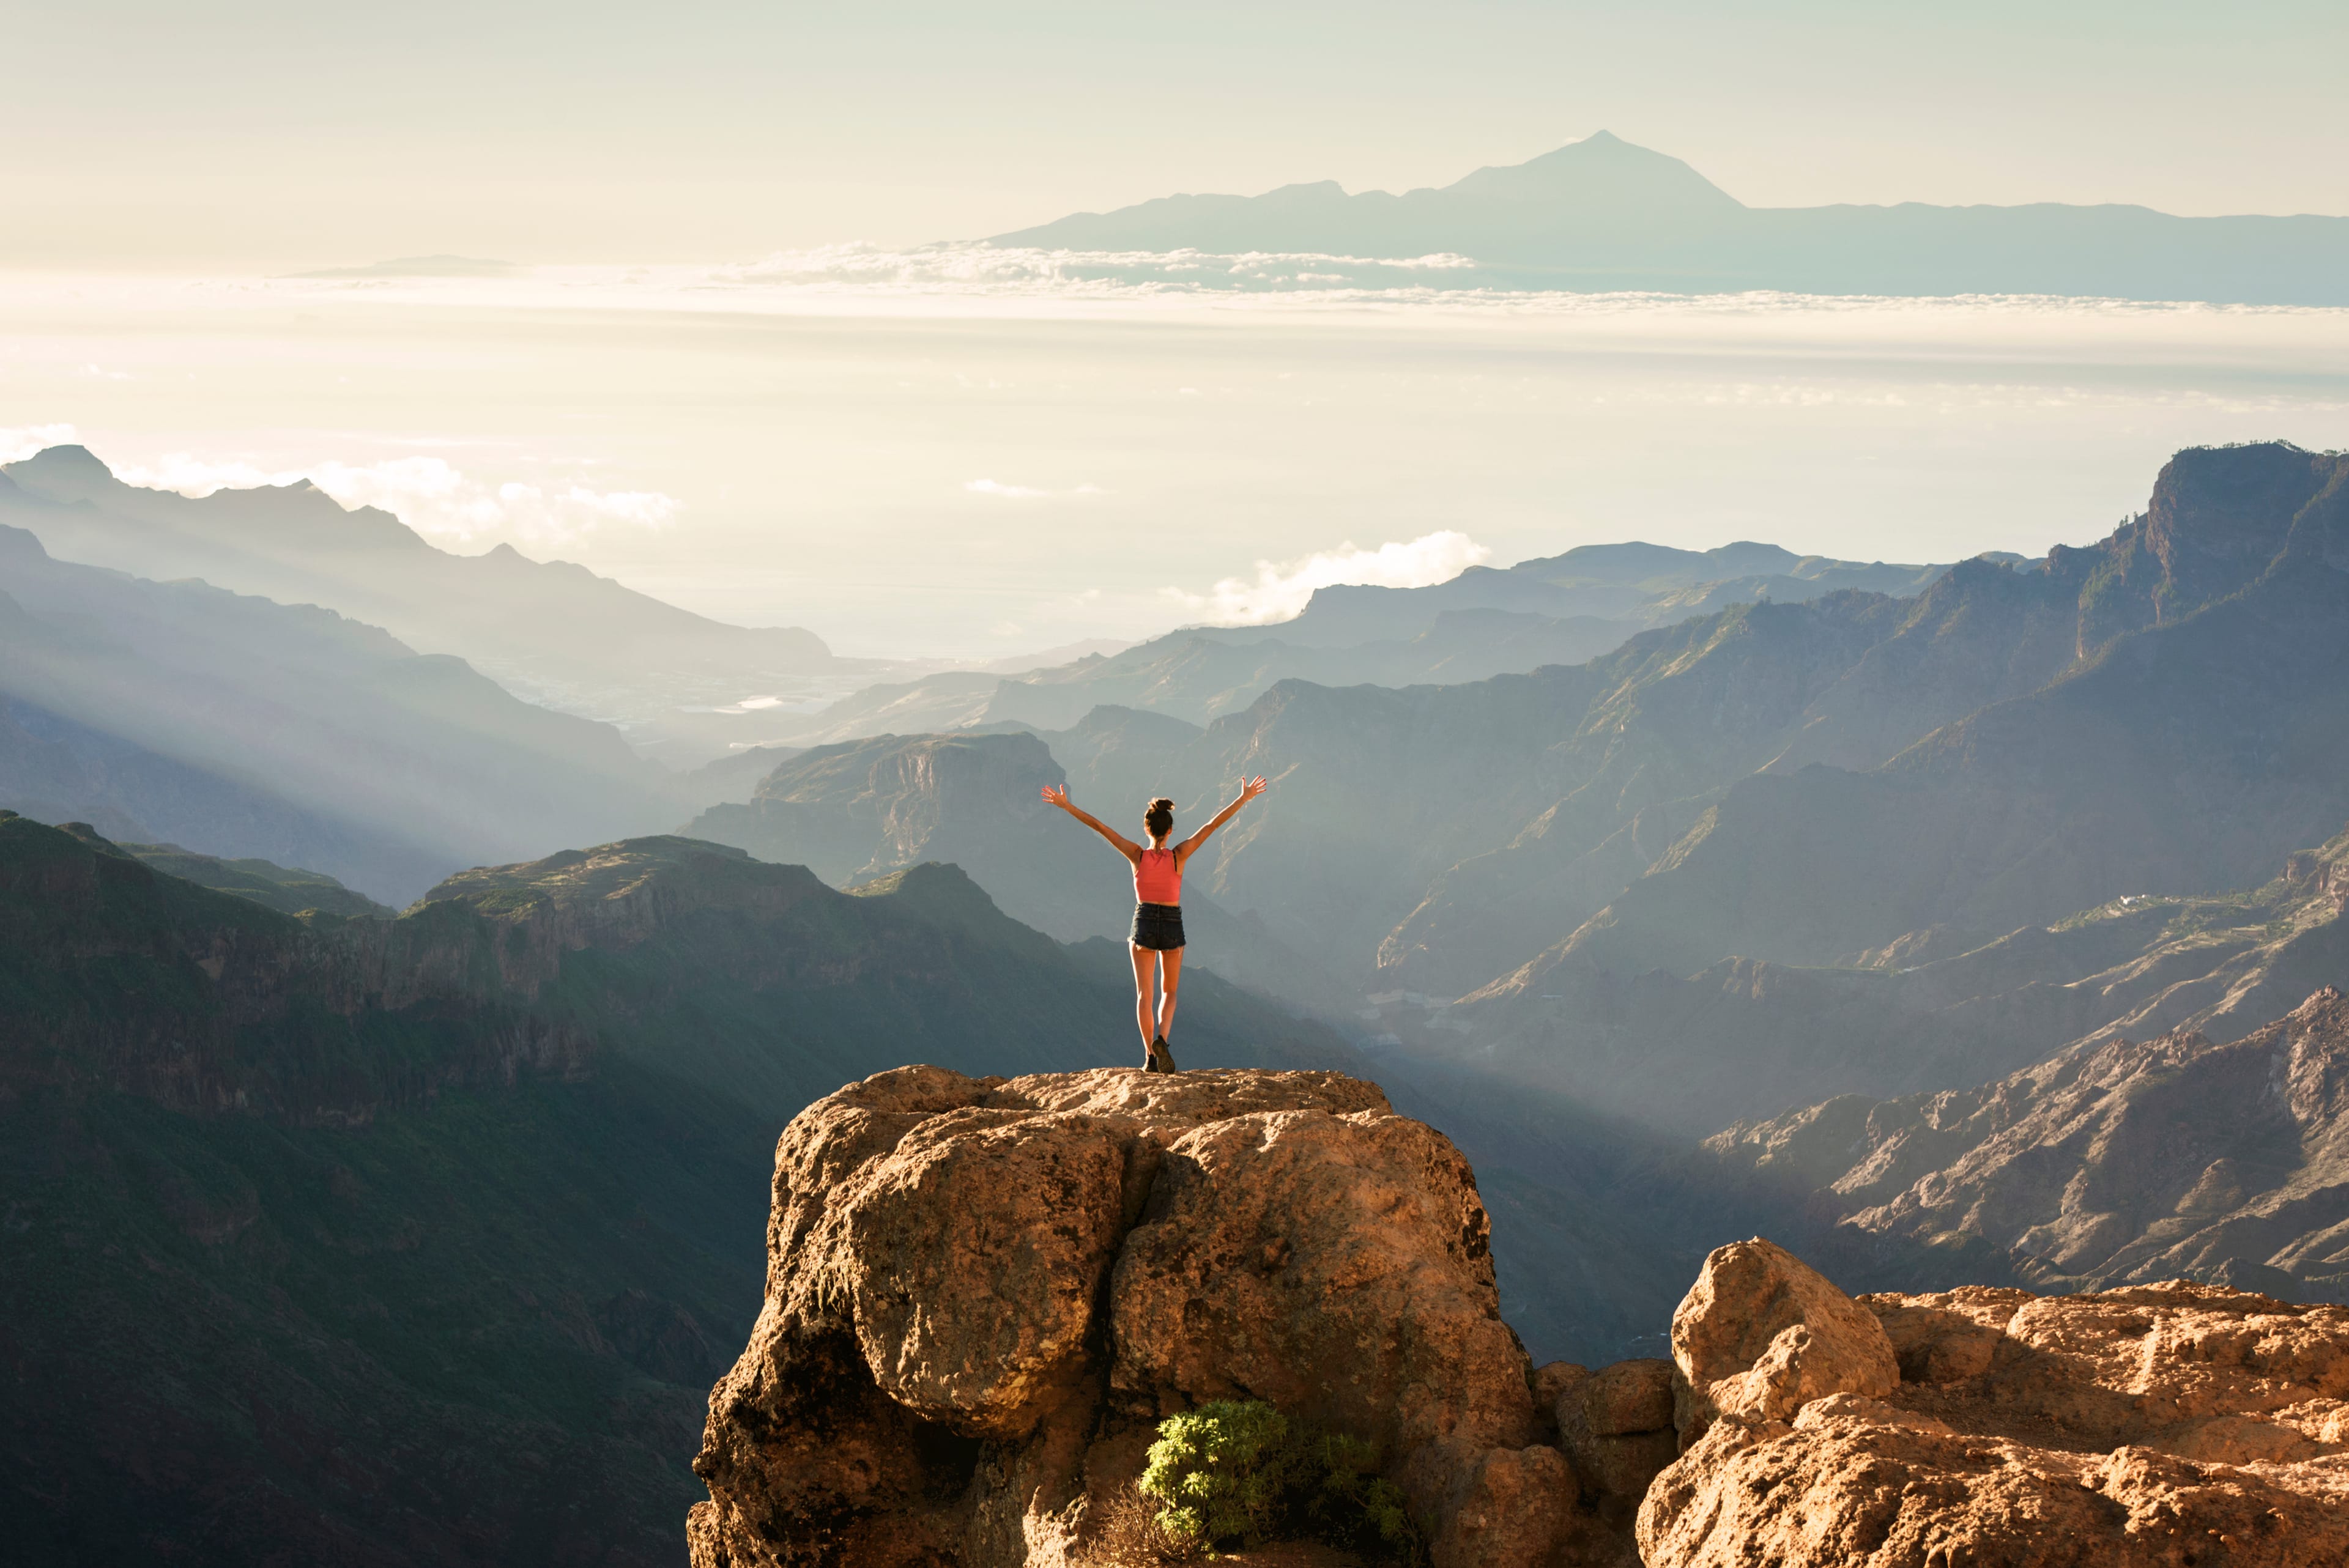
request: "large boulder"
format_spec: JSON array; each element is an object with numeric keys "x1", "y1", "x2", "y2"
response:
[
  {"x1": 1109, "y1": 1101, "x2": 1538, "y2": 1462},
  {"x1": 1639, "y1": 1279, "x2": 2349, "y2": 1567},
  {"x1": 1668, "y1": 1237, "x2": 1898, "y2": 1442},
  {"x1": 689, "y1": 1066, "x2": 1569, "y2": 1568}
]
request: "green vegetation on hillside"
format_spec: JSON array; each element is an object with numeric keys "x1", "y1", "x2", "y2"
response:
[{"x1": 0, "y1": 816, "x2": 1367, "y2": 1566}]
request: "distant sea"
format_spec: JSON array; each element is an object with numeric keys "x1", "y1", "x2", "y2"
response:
[{"x1": 4, "y1": 248, "x2": 2344, "y2": 656}]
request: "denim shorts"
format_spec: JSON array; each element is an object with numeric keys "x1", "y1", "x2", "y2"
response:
[{"x1": 1130, "y1": 901, "x2": 1186, "y2": 951}]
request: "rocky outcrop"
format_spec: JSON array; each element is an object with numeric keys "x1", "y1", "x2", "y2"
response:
[
  {"x1": 1639, "y1": 1244, "x2": 2349, "y2": 1567},
  {"x1": 1667, "y1": 1238, "x2": 1898, "y2": 1440},
  {"x1": 2071, "y1": 441, "x2": 2342, "y2": 653},
  {"x1": 688, "y1": 1066, "x2": 1570, "y2": 1568},
  {"x1": 694, "y1": 1084, "x2": 2349, "y2": 1568}
]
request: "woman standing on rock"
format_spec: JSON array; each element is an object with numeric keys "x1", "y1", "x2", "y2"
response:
[{"x1": 1042, "y1": 776, "x2": 1269, "y2": 1073}]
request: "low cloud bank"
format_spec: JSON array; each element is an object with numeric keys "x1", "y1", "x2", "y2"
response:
[{"x1": 1164, "y1": 530, "x2": 1490, "y2": 625}]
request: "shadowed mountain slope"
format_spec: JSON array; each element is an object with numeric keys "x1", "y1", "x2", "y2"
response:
[
  {"x1": 0, "y1": 523, "x2": 674, "y2": 902},
  {"x1": 996, "y1": 131, "x2": 2349, "y2": 305},
  {"x1": 0, "y1": 691, "x2": 422, "y2": 882}
]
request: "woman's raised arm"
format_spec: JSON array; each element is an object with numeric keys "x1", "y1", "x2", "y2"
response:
[
  {"x1": 1176, "y1": 775, "x2": 1268, "y2": 863},
  {"x1": 1042, "y1": 785, "x2": 1142, "y2": 862}
]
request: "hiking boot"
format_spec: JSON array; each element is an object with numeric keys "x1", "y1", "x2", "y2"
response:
[
  {"x1": 1156, "y1": 1037, "x2": 1179, "y2": 1073},
  {"x1": 1145, "y1": 1037, "x2": 1168, "y2": 1073}
]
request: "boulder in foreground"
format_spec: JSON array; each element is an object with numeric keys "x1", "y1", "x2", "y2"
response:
[{"x1": 1641, "y1": 1245, "x2": 2349, "y2": 1567}]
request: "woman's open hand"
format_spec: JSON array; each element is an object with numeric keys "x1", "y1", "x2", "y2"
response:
[
  {"x1": 1042, "y1": 784, "x2": 1072, "y2": 810},
  {"x1": 1240, "y1": 774, "x2": 1269, "y2": 802}
]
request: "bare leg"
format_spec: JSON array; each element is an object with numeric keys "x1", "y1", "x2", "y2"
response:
[
  {"x1": 1130, "y1": 944, "x2": 1157, "y2": 1062},
  {"x1": 1156, "y1": 947, "x2": 1184, "y2": 1051}
]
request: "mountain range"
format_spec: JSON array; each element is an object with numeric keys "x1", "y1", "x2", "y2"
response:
[
  {"x1": 0, "y1": 448, "x2": 837, "y2": 757},
  {"x1": 680, "y1": 442, "x2": 2349, "y2": 1139},
  {"x1": 995, "y1": 131, "x2": 2349, "y2": 305},
  {"x1": 716, "y1": 541, "x2": 1960, "y2": 750},
  {"x1": 0, "y1": 520, "x2": 675, "y2": 902}
]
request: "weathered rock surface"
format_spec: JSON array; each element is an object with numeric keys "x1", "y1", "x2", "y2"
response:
[
  {"x1": 689, "y1": 1066, "x2": 1572, "y2": 1568},
  {"x1": 1639, "y1": 1249, "x2": 2349, "y2": 1567},
  {"x1": 1669, "y1": 1238, "x2": 1899, "y2": 1440},
  {"x1": 1402, "y1": 1440, "x2": 1580, "y2": 1568},
  {"x1": 1552, "y1": 1359, "x2": 1677, "y2": 1514}
]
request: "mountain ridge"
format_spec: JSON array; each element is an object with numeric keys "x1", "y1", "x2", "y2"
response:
[
  {"x1": 993, "y1": 133, "x2": 2349, "y2": 304},
  {"x1": 727, "y1": 538, "x2": 1960, "y2": 755}
]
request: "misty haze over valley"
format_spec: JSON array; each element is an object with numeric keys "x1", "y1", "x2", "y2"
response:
[{"x1": 8, "y1": 6, "x2": 2349, "y2": 1564}]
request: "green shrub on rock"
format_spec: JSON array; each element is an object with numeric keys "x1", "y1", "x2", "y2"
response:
[
  {"x1": 1137, "y1": 1399, "x2": 1423, "y2": 1564},
  {"x1": 1140, "y1": 1399, "x2": 1298, "y2": 1550}
]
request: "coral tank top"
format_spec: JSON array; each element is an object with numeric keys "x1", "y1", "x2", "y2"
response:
[{"x1": 1133, "y1": 846, "x2": 1182, "y2": 905}]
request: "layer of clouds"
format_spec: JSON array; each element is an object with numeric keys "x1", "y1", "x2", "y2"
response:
[
  {"x1": 111, "y1": 453, "x2": 679, "y2": 547},
  {"x1": 0, "y1": 423, "x2": 81, "y2": 462},
  {"x1": 718, "y1": 242, "x2": 1483, "y2": 302},
  {"x1": 211, "y1": 246, "x2": 2349, "y2": 333},
  {"x1": 1165, "y1": 530, "x2": 1491, "y2": 625}
]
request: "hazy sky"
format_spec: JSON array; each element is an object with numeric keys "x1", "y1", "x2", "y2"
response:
[
  {"x1": 6, "y1": 1, "x2": 2347, "y2": 269},
  {"x1": 9, "y1": 270, "x2": 2345, "y2": 657},
  {"x1": 4, "y1": 3, "x2": 2346, "y2": 668}
]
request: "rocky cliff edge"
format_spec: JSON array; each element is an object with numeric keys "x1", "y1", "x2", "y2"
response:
[{"x1": 688, "y1": 1065, "x2": 1560, "y2": 1567}]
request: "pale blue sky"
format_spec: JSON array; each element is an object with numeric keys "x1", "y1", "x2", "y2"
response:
[{"x1": 5, "y1": 1, "x2": 2346, "y2": 267}]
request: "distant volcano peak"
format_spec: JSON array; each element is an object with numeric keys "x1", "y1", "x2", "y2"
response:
[{"x1": 1441, "y1": 133, "x2": 1744, "y2": 212}]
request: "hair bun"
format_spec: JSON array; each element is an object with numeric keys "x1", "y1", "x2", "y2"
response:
[{"x1": 1143, "y1": 796, "x2": 1177, "y2": 838}]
